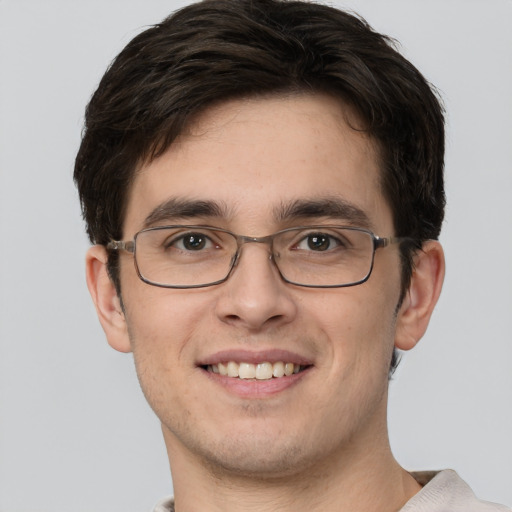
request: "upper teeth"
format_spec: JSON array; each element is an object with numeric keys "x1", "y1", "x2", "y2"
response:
[{"x1": 208, "y1": 361, "x2": 302, "y2": 380}]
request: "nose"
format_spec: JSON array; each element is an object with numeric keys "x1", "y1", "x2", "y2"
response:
[{"x1": 214, "y1": 243, "x2": 298, "y2": 331}]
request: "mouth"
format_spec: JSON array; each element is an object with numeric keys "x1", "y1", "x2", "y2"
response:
[
  {"x1": 198, "y1": 350, "x2": 314, "y2": 397},
  {"x1": 203, "y1": 361, "x2": 309, "y2": 380}
]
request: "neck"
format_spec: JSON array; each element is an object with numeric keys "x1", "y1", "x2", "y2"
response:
[{"x1": 164, "y1": 420, "x2": 421, "y2": 512}]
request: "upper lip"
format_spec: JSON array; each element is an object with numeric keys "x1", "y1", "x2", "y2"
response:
[{"x1": 197, "y1": 349, "x2": 314, "y2": 367}]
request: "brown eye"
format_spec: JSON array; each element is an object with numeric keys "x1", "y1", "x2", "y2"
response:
[
  {"x1": 307, "y1": 234, "x2": 331, "y2": 251},
  {"x1": 182, "y1": 234, "x2": 207, "y2": 250},
  {"x1": 165, "y1": 232, "x2": 214, "y2": 251},
  {"x1": 295, "y1": 232, "x2": 343, "y2": 252}
]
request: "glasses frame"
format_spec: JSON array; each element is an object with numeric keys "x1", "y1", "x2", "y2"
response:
[{"x1": 107, "y1": 225, "x2": 411, "y2": 289}]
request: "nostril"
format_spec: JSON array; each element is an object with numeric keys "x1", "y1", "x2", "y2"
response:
[{"x1": 267, "y1": 314, "x2": 284, "y2": 324}]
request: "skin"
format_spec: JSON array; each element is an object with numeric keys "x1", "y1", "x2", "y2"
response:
[{"x1": 86, "y1": 94, "x2": 445, "y2": 512}]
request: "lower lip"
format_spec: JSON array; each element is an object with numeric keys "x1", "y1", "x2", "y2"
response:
[{"x1": 202, "y1": 367, "x2": 311, "y2": 398}]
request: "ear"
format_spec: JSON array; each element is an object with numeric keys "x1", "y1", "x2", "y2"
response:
[
  {"x1": 395, "y1": 241, "x2": 445, "y2": 351},
  {"x1": 85, "y1": 245, "x2": 132, "y2": 353}
]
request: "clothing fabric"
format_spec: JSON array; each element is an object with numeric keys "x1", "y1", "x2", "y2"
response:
[
  {"x1": 403, "y1": 470, "x2": 510, "y2": 511},
  {"x1": 151, "y1": 469, "x2": 510, "y2": 511}
]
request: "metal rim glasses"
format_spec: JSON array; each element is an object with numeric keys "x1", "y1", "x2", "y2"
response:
[{"x1": 107, "y1": 225, "x2": 408, "y2": 289}]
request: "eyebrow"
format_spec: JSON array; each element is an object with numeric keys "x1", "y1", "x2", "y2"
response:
[
  {"x1": 274, "y1": 197, "x2": 373, "y2": 229},
  {"x1": 142, "y1": 198, "x2": 231, "y2": 228},
  {"x1": 141, "y1": 196, "x2": 372, "y2": 230}
]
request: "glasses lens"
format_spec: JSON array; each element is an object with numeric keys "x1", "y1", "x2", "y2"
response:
[
  {"x1": 274, "y1": 227, "x2": 375, "y2": 287},
  {"x1": 134, "y1": 227, "x2": 236, "y2": 287}
]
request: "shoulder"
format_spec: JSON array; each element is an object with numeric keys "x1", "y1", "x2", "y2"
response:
[
  {"x1": 150, "y1": 496, "x2": 174, "y2": 512},
  {"x1": 401, "y1": 469, "x2": 510, "y2": 512}
]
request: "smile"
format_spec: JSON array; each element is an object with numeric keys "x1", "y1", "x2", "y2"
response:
[{"x1": 206, "y1": 361, "x2": 306, "y2": 380}]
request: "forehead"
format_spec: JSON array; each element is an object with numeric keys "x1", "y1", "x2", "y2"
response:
[{"x1": 124, "y1": 94, "x2": 391, "y2": 235}]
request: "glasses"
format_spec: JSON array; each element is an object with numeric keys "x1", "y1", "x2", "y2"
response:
[{"x1": 107, "y1": 225, "x2": 407, "y2": 289}]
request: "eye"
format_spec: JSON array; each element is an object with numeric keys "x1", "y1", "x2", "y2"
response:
[
  {"x1": 295, "y1": 232, "x2": 343, "y2": 252},
  {"x1": 167, "y1": 232, "x2": 215, "y2": 251}
]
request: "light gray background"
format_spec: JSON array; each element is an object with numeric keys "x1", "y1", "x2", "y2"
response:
[{"x1": 1, "y1": 1, "x2": 511, "y2": 511}]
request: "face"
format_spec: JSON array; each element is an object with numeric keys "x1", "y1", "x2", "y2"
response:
[{"x1": 109, "y1": 95, "x2": 406, "y2": 478}]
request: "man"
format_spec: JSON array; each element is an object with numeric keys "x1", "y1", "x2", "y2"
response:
[{"x1": 74, "y1": 1, "x2": 509, "y2": 510}]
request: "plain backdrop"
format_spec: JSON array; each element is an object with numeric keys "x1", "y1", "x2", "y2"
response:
[{"x1": 1, "y1": 1, "x2": 511, "y2": 511}]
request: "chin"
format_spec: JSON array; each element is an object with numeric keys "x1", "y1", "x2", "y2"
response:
[
  {"x1": 168, "y1": 417, "x2": 340, "y2": 481},
  {"x1": 199, "y1": 436, "x2": 313, "y2": 480}
]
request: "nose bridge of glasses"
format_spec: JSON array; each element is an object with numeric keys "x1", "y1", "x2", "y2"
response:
[{"x1": 231, "y1": 234, "x2": 275, "y2": 267}]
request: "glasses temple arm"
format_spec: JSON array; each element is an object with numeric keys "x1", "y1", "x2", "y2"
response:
[{"x1": 106, "y1": 240, "x2": 135, "y2": 253}]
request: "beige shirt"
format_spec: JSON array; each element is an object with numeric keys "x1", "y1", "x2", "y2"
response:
[{"x1": 151, "y1": 470, "x2": 511, "y2": 512}]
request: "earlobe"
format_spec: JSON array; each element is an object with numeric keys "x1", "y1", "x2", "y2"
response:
[
  {"x1": 85, "y1": 245, "x2": 132, "y2": 353},
  {"x1": 395, "y1": 241, "x2": 445, "y2": 351}
]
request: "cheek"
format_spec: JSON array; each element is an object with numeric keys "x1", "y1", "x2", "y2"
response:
[
  {"x1": 308, "y1": 282, "x2": 399, "y2": 373},
  {"x1": 123, "y1": 289, "x2": 211, "y2": 415},
  {"x1": 121, "y1": 278, "x2": 225, "y2": 390},
  {"x1": 295, "y1": 289, "x2": 397, "y2": 436},
  {"x1": 311, "y1": 284, "x2": 397, "y2": 338},
  {"x1": 124, "y1": 286, "x2": 208, "y2": 354}
]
